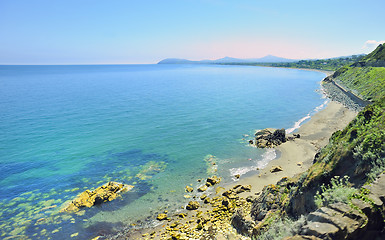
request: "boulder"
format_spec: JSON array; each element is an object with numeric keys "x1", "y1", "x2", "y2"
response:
[
  {"x1": 156, "y1": 213, "x2": 168, "y2": 221},
  {"x1": 301, "y1": 222, "x2": 340, "y2": 239},
  {"x1": 206, "y1": 176, "x2": 221, "y2": 186},
  {"x1": 293, "y1": 133, "x2": 301, "y2": 138},
  {"x1": 198, "y1": 185, "x2": 208, "y2": 192},
  {"x1": 254, "y1": 128, "x2": 288, "y2": 148},
  {"x1": 61, "y1": 182, "x2": 133, "y2": 212},
  {"x1": 186, "y1": 201, "x2": 200, "y2": 210},
  {"x1": 222, "y1": 189, "x2": 238, "y2": 200},
  {"x1": 235, "y1": 185, "x2": 252, "y2": 194},
  {"x1": 185, "y1": 186, "x2": 193, "y2": 193},
  {"x1": 270, "y1": 165, "x2": 283, "y2": 173}
]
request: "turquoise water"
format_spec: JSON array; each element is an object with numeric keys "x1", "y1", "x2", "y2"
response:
[{"x1": 0, "y1": 64, "x2": 326, "y2": 239}]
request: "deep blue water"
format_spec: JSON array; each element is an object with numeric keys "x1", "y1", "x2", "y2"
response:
[{"x1": 0, "y1": 64, "x2": 326, "y2": 239}]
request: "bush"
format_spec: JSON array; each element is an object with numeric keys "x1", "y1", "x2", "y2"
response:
[
  {"x1": 255, "y1": 216, "x2": 306, "y2": 240},
  {"x1": 314, "y1": 176, "x2": 358, "y2": 208}
]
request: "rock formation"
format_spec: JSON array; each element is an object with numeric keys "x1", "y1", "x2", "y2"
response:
[
  {"x1": 61, "y1": 181, "x2": 133, "y2": 213},
  {"x1": 253, "y1": 128, "x2": 288, "y2": 148}
]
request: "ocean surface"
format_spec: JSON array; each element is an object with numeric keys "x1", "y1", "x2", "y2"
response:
[{"x1": 0, "y1": 64, "x2": 327, "y2": 239}]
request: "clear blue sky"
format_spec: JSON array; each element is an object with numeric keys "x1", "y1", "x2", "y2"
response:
[{"x1": 1, "y1": 0, "x2": 384, "y2": 64}]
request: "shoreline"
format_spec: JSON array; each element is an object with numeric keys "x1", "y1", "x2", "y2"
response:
[
  {"x1": 119, "y1": 101, "x2": 357, "y2": 240},
  {"x1": 232, "y1": 100, "x2": 357, "y2": 198}
]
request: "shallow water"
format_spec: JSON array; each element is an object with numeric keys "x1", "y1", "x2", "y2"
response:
[{"x1": 0, "y1": 64, "x2": 326, "y2": 239}]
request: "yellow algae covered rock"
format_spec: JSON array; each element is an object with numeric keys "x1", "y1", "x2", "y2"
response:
[
  {"x1": 156, "y1": 213, "x2": 168, "y2": 221},
  {"x1": 185, "y1": 186, "x2": 193, "y2": 192},
  {"x1": 61, "y1": 182, "x2": 133, "y2": 213},
  {"x1": 206, "y1": 175, "x2": 221, "y2": 186},
  {"x1": 135, "y1": 161, "x2": 167, "y2": 180}
]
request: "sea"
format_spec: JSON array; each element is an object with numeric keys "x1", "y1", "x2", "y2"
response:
[{"x1": 0, "y1": 64, "x2": 327, "y2": 239}]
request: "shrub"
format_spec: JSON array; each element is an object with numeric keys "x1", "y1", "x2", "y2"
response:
[
  {"x1": 255, "y1": 216, "x2": 306, "y2": 240},
  {"x1": 314, "y1": 176, "x2": 358, "y2": 208}
]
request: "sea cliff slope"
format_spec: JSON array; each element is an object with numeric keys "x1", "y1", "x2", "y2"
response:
[{"x1": 233, "y1": 43, "x2": 385, "y2": 240}]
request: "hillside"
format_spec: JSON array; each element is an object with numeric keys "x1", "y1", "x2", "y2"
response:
[
  {"x1": 230, "y1": 44, "x2": 385, "y2": 239},
  {"x1": 328, "y1": 43, "x2": 385, "y2": 102},
  {"x1": 252, "y1": 54, "x2": 364, "y2": 71}
]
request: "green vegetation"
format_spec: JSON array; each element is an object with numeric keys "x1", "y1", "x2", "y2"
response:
[
  {"x1": 314, "y1": 176, "x2": 357, "y2": 208},
  {"x1": 227, "y1": 55, "x2": 364, "y2": 71},
  {"x1": 261, "y1": 55, "x2": 363, "y2": 71},
  {"x1": 361, "y1": 43, "x2": 385, "y2": 64},
  {"x1": 256, "y1": 216, "x2": 306, "y2": 240},
  {"x1": 331, "y1": 45, "x2": 385, "y2": 101},
  {"x1": 307, "y1": 97, "x2": 385, "y2": 184},
  {"x1": 333, "y1": 67, "x2": 385, "y2": 101}
]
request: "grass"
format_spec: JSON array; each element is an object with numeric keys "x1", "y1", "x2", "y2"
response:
[{"x1": 333, "y1": 66, "x2": 385, "y2": 101}]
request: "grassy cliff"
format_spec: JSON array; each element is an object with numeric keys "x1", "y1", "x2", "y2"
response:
[{"x1": 330, "y1": 43, "x2": 385, "y2": 101}]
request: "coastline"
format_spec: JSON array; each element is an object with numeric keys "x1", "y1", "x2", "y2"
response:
[
  {"x1": 106, "y1": 68, "x2": 359, "y2": 239},
  {"x1": 117, "y1": 101, "x2": 357, "y2": 240},
  {"x1": 232, "y1": 100, "x2": 357, "y2": 198},
  {"x1": 110, "y1": 79, "x2": 358, "y2": 239}
]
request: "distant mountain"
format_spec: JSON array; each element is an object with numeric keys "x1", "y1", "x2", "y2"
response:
[{"x1": 158, "y1": 55, "x2": 297, "y2": 64}]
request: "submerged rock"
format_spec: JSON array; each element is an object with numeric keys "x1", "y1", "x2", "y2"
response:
[{"x1": 61, "y1": 181, "x2": 133, "y2": 213}]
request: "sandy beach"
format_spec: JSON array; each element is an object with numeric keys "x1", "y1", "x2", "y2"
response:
[{"x1": 234, "y1": 100, "x2": 357, "y2": 198}]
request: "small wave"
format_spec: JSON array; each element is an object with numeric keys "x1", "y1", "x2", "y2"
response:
[
  {"x1": 286, "y1": 99, "x2": 329, "y2": 134},
  {"x1": 229, "y1": 148, "x2": 277, "y2": 180}
]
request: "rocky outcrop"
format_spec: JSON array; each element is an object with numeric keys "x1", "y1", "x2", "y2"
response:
[
  {"x1": 231, "y1": 208, "x2": 255, "y2": 236},
  {"x1": 290, "y1": 174, "x2": 385, "y2": 239},
  {"x1": 299, "y1": 203, "x2": 367, "y2": 239},
  {"x1": 61, "y1": 181, "x2": 133, "y2": 213},
  {"x1": 251, "y1": 184, "x2": 285, "y2": 221},
  {"x1": 253, "y1": 128, "x2": 287, "y2": 148}
]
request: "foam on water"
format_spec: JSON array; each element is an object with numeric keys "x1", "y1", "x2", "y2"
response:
[
  {"x1": 286, "y1": 99, "x2": 329, "y2": 134},
  {"x1": 229, "y1": 148, "x2": 277, "y2": 180}
]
